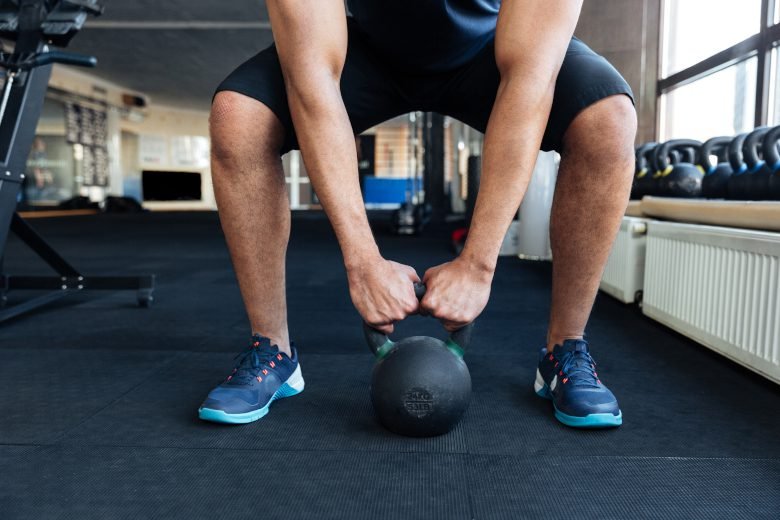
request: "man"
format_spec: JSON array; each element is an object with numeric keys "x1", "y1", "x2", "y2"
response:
[{"x1": 199, "y1": 0, "x2": 636, "y2": 428}]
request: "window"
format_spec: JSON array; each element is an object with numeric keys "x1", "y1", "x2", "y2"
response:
[
  {"x1": 661, "y1": 58, "x2": 757, "y2": 141},
  {"x1": 663, "y1": 0, "x2": 761, "y2": 77},
  {"x1": 659, "y1": 1, "x2": 780, "y2": 140}
]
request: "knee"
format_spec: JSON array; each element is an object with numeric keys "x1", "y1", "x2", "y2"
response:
[
  {"x1": 563, "y1": 95, "x2": 637, "y2": 174},
  {"x1": 210, "y1": 91, "x2": 285, "y2": 167}
]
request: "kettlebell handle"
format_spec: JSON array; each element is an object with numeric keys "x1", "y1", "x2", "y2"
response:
[
  {"x1": 654, "y1": 139, "x2": 701, "y2": 171},
  {"x1": 697, "y1": 136, "x2": 732, "y2": 174},
  {"x1": 761, "y1": 125, "x2": 780, "y2": 170},
  {"x1": 728, "y1": 132, "x2": 751, "y2": 173},
  {"x1": 363, "y1": 282, "x2": 474, "y2": 359},
  {"x1": 635, "y1": 142, "x2": 657, "y2": 172},
  {"x1": 742, "y1": 127, "x2": 771, "y2": 171}
]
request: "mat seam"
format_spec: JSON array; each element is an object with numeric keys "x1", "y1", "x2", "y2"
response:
[
  {"x1": 2, "y1": 443, "x2": 777, "y2": 462},
  {"x1": 45, "y1": 352, "x2": 186, "y2": 445}
]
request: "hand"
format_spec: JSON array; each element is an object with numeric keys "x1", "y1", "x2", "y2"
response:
[
  {"x1": 347, "y1": 257, "x2": 420, "y2": 335},
  {"x1": 421, "y1": 258, "x2": 493, "y2": 332}
]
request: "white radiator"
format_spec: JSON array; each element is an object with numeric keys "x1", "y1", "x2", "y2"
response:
[
  {"x1": 600, "y1": 217, "x2": 649, "y2": 303},
  {"x1": 643, "y1": 221, "x2": 780, "y2": 384}
]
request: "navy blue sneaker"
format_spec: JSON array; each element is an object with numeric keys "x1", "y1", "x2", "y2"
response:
[
  {"x1": 534, "y1": 339, "x2": 622, "y2": 428},
  {"x1": 199, "y1": 335, "x2": 304, "y2": 424}
]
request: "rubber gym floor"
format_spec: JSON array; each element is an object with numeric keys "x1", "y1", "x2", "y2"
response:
[{"x1": 0, "y1": 212, "x2": 778, "y2": 520}]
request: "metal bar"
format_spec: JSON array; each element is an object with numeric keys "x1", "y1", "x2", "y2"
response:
[
  {"x1": 0, "y1": 179, "x2": 21, "y2": 256},
  {"x1": 756, "y1": 0, "x2": 773, "y2": 126},
  {"x1": 4, "y1": 274, "x2": 154, "y2": 290},
  {"x1": 10, "y1": 213, "x2": 82, "y2": 277},
  {"x1": 0, "y1": 73, "x2": 17, "y2": 126},
  {"x1": 0, "y1": 290, "x2": 69, "y2": 323},
  {"x1": 0, "y1": 46, "x2": 53, "y2": 259},
  {"x1": 85, "y1": 20, "x2": 272, "y2": 30},
  {"x1": 658, "y1": 34, "x2": 761, "y2": 93}
]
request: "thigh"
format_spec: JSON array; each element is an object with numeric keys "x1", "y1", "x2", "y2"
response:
[
  {"x1": 439, "y1": 37, "x2": 635, "y2": 153},
  {"x1": 215, "y1": 19, "x2": 415, "y2": 155}
]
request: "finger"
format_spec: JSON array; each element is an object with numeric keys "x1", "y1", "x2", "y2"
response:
[
  {"x1": 419, "y1": 294, "x2": 437, "y2": 318},
  {"x1": 403, "y1": 296, "x2": 421, "y2": 316},
  {"x1": 401, "y1": 264, "x2": 421, "y2": 282},
  {"x1": 376, "y1": 322, "x2": 394, "y2": 335},
  {"x1": 441, "y1": 319, "x2": 465, "y2": 333}
]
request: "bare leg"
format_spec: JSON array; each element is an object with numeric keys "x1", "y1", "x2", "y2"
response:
[
  {"x1": 547, "y1": 95, "x2": 637, "y2": 350},
  {"x1": 210, "y1": 92, "x2": 292, "y2": 355}
]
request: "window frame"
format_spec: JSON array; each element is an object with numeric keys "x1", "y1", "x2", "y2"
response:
[{"x1": 658, "y1": 0, "x2": 779, "y2": 132}]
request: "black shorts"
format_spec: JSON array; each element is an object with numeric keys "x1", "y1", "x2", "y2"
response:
[{"x1": 216, "y1": 18, "x2": 634, "y2": 155}]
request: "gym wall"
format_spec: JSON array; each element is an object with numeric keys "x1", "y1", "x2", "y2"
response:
[
  {"x1": 575, "y1": 0, "x2": 662, "y2": 144},
  {"x1": 46, "y1": 65, "x2": 215, "y2": 210}
]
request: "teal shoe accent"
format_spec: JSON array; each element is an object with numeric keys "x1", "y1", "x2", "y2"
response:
[
  {"x1": 535, "y1": 381, "x2": 622, "y2": 428},
  {"x1": 553, "y1": 407, "x2": 623, "y2": 428},
  {"x1": 199, "y1": 381, "x2": 303, "y2": 425},
  {"x1": 535, "y1": 383, "x2": 552, "y2": 400}
]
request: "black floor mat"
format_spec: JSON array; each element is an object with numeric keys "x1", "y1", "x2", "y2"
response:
[{"x1": 1, "y1": 212, "x2": 779, "y2": 519}]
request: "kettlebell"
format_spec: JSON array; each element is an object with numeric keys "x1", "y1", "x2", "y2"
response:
[
  {"x1": 763, "y1": 126, "x2": 780, "y2": 200},
  {"x1": 647, "y1": 148, "x2": 681, "y2": 196},
  {"x1": 698, "y1": 136, "x2": 733, "y2": 199},
  {"x1": 728, "y1": 129, "x2": 770, "y2": 200},
  {"x1": 654, "y1": 139, "x2": 703, "y2": 197},
  {"x1": 726, "y1": 132, "x2": 747, "y2": 200},
  {"x1": 631, "y1": 142, "x2": 657, "y2": 200},
  {"x1": 364, "y1": 283, "x2": 473, "y2": 437},
  {"x1": 741, "y1": 126, "x2": 772, "y2": 200}
]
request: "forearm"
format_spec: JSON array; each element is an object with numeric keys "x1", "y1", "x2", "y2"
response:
[
  {"x1": 462, "y1": 0, "x2": 580, "y2": 274},
  {"x1": 268, "y1": 0, "x2": 379, "y2": 269},
  {"x1": 286, "y1": 80, "x2": 379, "y2": 267},
  {"x1": 462, "y1": 74, "x2": 555, "y2": 272}
]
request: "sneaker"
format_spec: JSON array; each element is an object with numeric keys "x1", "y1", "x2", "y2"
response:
[
  {"x1": 533, "y1": 339, "x2": 622, "y2": 428},
  {"x1": 199, "y1": 334, "x2": 304, "y2": 424}
]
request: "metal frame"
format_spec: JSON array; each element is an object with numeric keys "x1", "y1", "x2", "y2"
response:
[
  {"x1": 0, "y1": 0, "x2": 154, "y2": 323},
  {"x1": 658, "y1": 0, "x2": 779, "y2": 128}
]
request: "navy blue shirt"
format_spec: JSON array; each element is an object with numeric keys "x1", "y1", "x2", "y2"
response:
[{"x1": 347, "y1": 0, "x2": 501, "y2": 72}]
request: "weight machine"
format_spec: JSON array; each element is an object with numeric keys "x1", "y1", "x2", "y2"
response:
[{"x1": 0, "y1": 0, "x2": 154, "y2": 323}]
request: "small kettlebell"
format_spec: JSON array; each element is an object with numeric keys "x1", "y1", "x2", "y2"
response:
[
  {"x1": 741, "y1": 126, "x2": 771, "y2": 200},
  {"x1": 759, "y1": 125, "x2": 780, "y2": 201},
  {"x1": 631, "y1": 142, "x2": 657, "y2": 200},
  {"x1": 654, "y1": 139, "x2": 703, "y2": 198},
  {"x1": 698, "y1": 136, "x2": 733, "y2": 199},
  {"x1": 364, "y1": 283, "x2": 473, "y2": 437}
]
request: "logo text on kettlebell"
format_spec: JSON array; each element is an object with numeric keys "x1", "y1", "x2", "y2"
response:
[{"x1": 404, "y1": 388, "x2": 434, "y2": 418}]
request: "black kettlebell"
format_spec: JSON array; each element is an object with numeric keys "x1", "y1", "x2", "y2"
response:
[
  {"x1": 654, "y1": 139, "x2": 703, "y2": 197},
  {"x1": 728, "y1": 128, "x2": 770, "y2": 200},
  {"x1": 727, "y1": 132, "x2": 750, "y2": 200},
  {"x1": 631, "y1": 142, "x2": 657, "y2": 200},
  {"x1": 647, "y1": 148, "x2": 681, "y2": 196},
  {"x1": 763, "y1": 126, "x2": 780, "y2": 200},
  {"x1": 698, "y1": 136, "x2": 733, "y2": 199},
  {"x1": 741, "y1": 126, "x2": 772, "y2": 200},
  {"x1": 364, "y1": 283, "x2": 473, "y2": 437},
  {"x1": 751, "y1": 125, "x2": 780, "y2": 201}
]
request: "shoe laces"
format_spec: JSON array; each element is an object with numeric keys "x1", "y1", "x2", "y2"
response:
[
  {"x1": 559, "y1": 350, "x2": 600, "y2": 388},
  {"x1": 226, "y1": 336, "x2": 279, "y2": 385}
]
